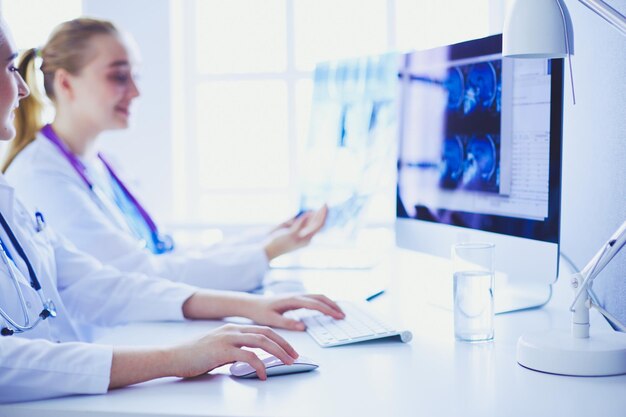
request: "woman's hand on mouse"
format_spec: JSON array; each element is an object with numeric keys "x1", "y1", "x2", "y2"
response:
[
  {"x1": 166, "y1": 324, "x2": 298, "y2": 380},
  {"x1": 182, "y1": 292, "x2": 344, "y2": 331},
  {"x1": 109, "y1": 324, "x2": 298, "y2": 387}
]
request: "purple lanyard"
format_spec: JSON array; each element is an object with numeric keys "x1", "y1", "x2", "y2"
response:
[
  {"x1": 40, "y1": 124, "x2": 93, "y2": 189},
  {"x1": 97, "y1": 154, "x2": 159, "y2": 232},
  {"x1": 40, "y1": 124, "x2": 159, "y2": 234}
]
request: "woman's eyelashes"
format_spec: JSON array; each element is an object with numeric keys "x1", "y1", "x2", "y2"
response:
[{"x1": 108, "y1": 71, "x2": 132, "y2": 86}]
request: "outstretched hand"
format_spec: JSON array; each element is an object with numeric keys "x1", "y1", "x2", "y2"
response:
[{"x1": 264, "y1": 205, "x2": 328, "y2": 260}]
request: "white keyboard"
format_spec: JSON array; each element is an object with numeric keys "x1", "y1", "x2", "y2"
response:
[{"x1": 289, "y1": 301, "x2": 413, "y2": 347}]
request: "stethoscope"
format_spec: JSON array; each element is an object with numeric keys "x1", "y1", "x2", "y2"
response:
[
  {"x1": 0, "y1": 210, "x2": 56, "y2": 336},
  {"x1": 40, "y1": 124, "x2": 174, "y2": 255}
]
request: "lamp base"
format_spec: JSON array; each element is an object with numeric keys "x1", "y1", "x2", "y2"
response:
[{"x1": 517, "y1": 329, "x2": 626, "y2": 376}]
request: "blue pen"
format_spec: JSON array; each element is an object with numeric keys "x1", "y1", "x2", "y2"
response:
[{"x1": 365, "y1": 289, "x2": 385, "y2": 302}]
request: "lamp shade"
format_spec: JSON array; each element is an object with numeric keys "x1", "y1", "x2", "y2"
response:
[{"x1": 503, "y1": 0, "x2": 568, "y2": 58}]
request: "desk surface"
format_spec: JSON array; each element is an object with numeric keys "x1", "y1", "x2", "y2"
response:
[{"x1": 2, "y1": 250, "x2": 625, "y2": 417}]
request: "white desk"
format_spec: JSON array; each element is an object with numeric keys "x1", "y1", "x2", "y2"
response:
[{"x1": 2, "y1": 250, "x2": 625, "y2": 417}]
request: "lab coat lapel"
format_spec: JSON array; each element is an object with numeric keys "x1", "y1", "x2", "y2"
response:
[
  {"x1": 0, "y1": 176, "x2": 33, "y2": 285},
  {"x1": 0, "y1": 174, "x2": 52, "y2": 282},
  {"x1": 0, "y1": 175, "x2": 16, "y2": 221}
]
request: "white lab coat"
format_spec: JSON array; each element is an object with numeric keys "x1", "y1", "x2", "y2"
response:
[
  {"x1": 5, "y1": 134, "x2": 269, "y2": 292},
  {"x1": 0, "y1": 175, "x2": 197, "y2": 403}
]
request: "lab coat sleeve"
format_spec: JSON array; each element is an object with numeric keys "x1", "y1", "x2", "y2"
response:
[
  {"x1": 9, "y1": 163, "x2": 268, "y2": 292},
  {"x1": 50, "y1": 228, "x2": 197, "y2": 327},
  {"x1": 161, "y1": 243, "x2": 268, "y2": 291},
  {"x1": 0, "y1": 336, "x2": 112, "y2": 403},
  {"x1": 216, "y1": 226, "x2": 272, "y2": 246}
]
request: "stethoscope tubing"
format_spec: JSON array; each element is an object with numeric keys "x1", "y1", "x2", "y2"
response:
[
  {"x1": 0, "y1": 211, "x2": 56, "y2": 335},
  {"x1": 0, "y1": 244, "x2": 31, "y2": 327}
]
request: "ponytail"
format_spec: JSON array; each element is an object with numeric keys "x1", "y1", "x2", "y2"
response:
[{"x1": 2, "y1": 48, "x2": 45, "y2": 172}]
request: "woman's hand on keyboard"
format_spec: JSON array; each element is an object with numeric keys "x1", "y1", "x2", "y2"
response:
[
  {"x1": 182, "y1": 291, "x2": 344, "y2": 331},
  {"x1": 246, "y1": 294, "x2": 345, "y2": 331}
]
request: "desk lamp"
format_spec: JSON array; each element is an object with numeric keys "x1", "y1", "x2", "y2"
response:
[
  {"x1": 517, "y1": 222, "x2": 626, "y2": 376},
  {"x1": 504, "y1": 0, "x2": 626, "y2": 376},
  {"x1": 504, "y1": 0, "x2": 626, "y2": 104}
]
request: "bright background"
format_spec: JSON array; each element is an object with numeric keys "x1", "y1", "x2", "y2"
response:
[
  {"x1": 0, "y1": 0, "x2": 493, "y2": 227},
  {"x1": 0, "y1": 1, "x2": 624, "y2": 312}
]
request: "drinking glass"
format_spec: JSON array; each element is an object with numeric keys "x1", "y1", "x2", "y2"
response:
[{"x1": 452, "y1": 242, "x2": 495, "y2": 342}]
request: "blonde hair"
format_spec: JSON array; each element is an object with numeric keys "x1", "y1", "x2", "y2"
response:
[{"x1": 2, "y1": 18, "x2": 118, "y2": 172}]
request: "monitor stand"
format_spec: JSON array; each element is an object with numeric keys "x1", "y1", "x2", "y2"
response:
[
  {"x1": 494, "y1": 283, "x2": 552, "y2": 314},
  {"x1": 427, "y1": 276, "x2": 553, "y2": 315},
  {"x1": 405, "y1": 249, "x2": 553, "y2": 314}
]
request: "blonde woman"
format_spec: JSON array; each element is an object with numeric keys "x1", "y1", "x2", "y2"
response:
[{"x1": 3, "y1": 18, "x2": 327, "y2": 292}]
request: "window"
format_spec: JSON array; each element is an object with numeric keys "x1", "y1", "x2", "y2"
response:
[
  {"x1": 174, "y1": 0, "x2": 491, "y2": 226},
  {"x1": 0, "y1": 0, "x2": 492, "y2": 227}
]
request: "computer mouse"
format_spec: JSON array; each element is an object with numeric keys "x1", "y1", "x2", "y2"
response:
[{"x1": 229, "y1": 355, "x2": 319, "y2": 379}]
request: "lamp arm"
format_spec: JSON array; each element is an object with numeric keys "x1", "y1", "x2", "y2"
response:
[
  {"x1": 588, "y1": 298, "x2": 626, "y2": 332},
  {"x1": 579, "y1": 0, "x2": 626, "y2": 36},
  {"x1": 588, "y1": 220, "x2": 626, "y2": 280},
  {"x1": 569, "y1": 220, "x2": 626, "y2": 311},
  {"x1": 569, "y1": 242, "x2": 610, "y2": 311}
]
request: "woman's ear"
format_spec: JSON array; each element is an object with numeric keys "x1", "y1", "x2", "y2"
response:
[{"x1": 52, "y1": 68, "x2": 75, "y2": 102}]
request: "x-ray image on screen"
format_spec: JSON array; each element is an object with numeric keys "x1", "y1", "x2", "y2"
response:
[
  {"x1": 440, "y1": 133, "x2": 501, "y2": 192},
  {"x1": 402, "y1": 59, "x2": 503, "y2": 195},
  {"x1": 299, "y1": 53, "x2": 400, "y2": 239}
]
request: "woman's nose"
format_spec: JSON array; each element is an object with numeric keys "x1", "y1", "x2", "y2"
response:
[{"x1": 16, "y1": 72, "x2": 30, "y2": 99}]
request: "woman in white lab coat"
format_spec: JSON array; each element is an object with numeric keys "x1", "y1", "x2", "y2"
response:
[
  {"x1": 2, "y1": 17, "x2": 326, "y2": 292},
  {"x1": 0, "y1": 18, "x2": 344, "y2": 402}
]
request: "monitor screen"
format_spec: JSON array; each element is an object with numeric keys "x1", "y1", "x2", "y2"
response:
[{"x1": 397, "y1": 34, "x2": 562, "y2": 244}]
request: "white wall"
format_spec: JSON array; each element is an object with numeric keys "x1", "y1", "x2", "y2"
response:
[
  {"x1": 493, "y1": 0, "x2": 626, "y2": 322},
  {"x1": 557, "y1": 0, "x2": 626, "y2": 323}
]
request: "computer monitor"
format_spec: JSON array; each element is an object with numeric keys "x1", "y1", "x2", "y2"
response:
[{"x1": 395, "y1": 34, "x2": 563, "y2": 313}]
